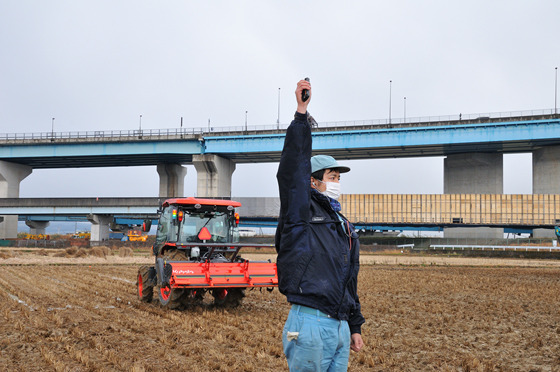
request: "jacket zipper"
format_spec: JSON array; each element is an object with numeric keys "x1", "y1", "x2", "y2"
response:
[{"x1": 329, "y1": 202, "x2": 354, "y2": 317}]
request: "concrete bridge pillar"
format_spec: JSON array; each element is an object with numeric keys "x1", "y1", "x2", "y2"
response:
[
  {"x1": 88, "y1": 214, "x2": 113, "y2": 244},
  {"x1": 443, "y1": 153, "x2": 504, "y2": 239},
  {"x1": 533, "y1": 146, "x2": 560, "y2": 193},
  {"x1": 157, "y1": 163, "x2": 187, "y2": 198},
  {"x1": 0, "y1": 161, "x2": 32, "y2": 239},
  {"x1": 532, "y1": 146, "x2": 560, "y2": 238},
  {"x1": 25, "y1": 220, "x2": 50, "y2": 235},
  {"x1": 192, "y1": 155, "x2": 236, "y2": 197}
]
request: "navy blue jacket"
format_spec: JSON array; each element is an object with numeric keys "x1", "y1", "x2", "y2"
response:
[{"x1": 275, "y1": 111, "x2": 365, "y2": 334}]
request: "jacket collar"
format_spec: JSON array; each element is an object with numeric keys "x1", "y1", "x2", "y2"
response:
[{"x1": 311, "y1": 188, "x2": 341, "y2": 212}]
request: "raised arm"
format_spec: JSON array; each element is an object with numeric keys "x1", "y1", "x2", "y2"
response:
[{"x1": 276, "y1": 80, "x2": 313, "y2": 226}]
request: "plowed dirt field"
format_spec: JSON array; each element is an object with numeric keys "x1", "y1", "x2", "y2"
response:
[{"x1": 1, "y1": 254, "x2": 560, "y2": 371}]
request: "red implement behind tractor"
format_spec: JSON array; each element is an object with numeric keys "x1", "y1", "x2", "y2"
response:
[{"x1": 136, "y1": 197, "x2": 278, "y2": 309}]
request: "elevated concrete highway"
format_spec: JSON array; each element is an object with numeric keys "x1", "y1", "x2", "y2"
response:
[
  {"x1": 1, "y1": 112, "x2": 559, "y2": 167},
  {"x1": 1, "y1": 109, "x2": 560, "y2": 239},
  {"x1": 0, "y1": 197, "x2": 280, "y2": 243},
  {"x1": 2, "y1": 195, "x2": 557, "y2": 243}
]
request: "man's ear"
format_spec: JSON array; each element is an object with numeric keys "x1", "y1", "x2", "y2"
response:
[{"x1": 310, "y1": 177, "x2": 316, "y2": 188}]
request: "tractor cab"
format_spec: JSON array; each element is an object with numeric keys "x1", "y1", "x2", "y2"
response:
[{"x1": 153, "y1": 197, "x2": 241, "y2": 258}]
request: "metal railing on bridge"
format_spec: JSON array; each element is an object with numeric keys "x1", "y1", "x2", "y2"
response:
[
  {"x1": 0, "y1": 128, "x2": 203, "y2": 144},
  {"x1": 1, "y1": 108, "x2": 557, "y2": 144}
]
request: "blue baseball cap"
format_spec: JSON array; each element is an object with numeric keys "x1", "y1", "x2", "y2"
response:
[{"x1": 311, "y1": 155, "x2": 351, "y2": 174}]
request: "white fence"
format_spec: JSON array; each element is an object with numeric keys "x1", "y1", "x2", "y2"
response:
[
  {"x1": 397, "y1": 244, "x2": 415, "y2": 250},
  {"x1": 430, "y1": 244, "x2": 560, "y2": 252}
]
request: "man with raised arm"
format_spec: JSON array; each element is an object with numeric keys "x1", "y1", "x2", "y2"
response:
[{"x1": 276, "y1": 79, "x2": 365, "y2": 371}]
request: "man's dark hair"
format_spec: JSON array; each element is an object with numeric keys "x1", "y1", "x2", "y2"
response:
[
  {"x1": 312, "y1": 168, "x2": 342, "y2": 181},
  {"x1": 311, "y1": 169, "x2": 326, "y2": 181}
]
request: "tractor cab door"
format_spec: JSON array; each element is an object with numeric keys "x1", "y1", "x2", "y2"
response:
[{"x1": 155, "y1": 207, "x2": 178, "y2": 244}]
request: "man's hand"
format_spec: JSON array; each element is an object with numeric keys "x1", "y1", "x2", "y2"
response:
[
  {"x1": 350, "y1": 333, "x2": 363, "y2": 352},
  {"x1": 295, "y1": 79, "x2": 311, "y2": 114}
]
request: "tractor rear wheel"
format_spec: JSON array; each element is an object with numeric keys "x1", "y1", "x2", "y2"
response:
[
  {"x1": 163, "y1": 249, "x2": 189, "y2": 260},
  {"x1": 156, "y1": 248, "x2": 190, "y2": 309},
  {"x1": 137, "y1": 265, "x2": 154, "y2": 302},
  {"x1": 212, "y1": 288, "x2": 245, "y2": 308}
]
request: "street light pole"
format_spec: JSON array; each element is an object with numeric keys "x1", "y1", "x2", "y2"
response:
[
  {"x1": 139, "y1": 115, "x2": 142, "y2": 131},
  {"x1": 555, "y1": 67, "x2": 558, "y2": 115},
  {"x1": 51, "y1": 118, "x2": 55, "y2": 138},
  {"x1": 404, "y1": 97, "x2": 407, "y2": 123},
  {"x1": 245, "y1": 111, "x2": 248, "y2": 132},
  {"x1": 389, "y1": 80, "x2": 392, "y2": 124},
  {"x1": 277, "y1": 87, "x2": 281, "y2": 129}
]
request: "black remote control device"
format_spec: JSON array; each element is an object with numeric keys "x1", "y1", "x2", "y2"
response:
[{"x1": 302, "y1": 77, "x2": 310, "y2": 102}]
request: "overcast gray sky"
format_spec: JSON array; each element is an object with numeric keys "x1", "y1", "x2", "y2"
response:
[{"x1": 1, "y1": 1, "x2": 558, "y2": 198}]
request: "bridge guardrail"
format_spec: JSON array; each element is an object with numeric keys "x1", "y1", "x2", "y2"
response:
[
  {"x1": 0, "y1": 128, "x2": 204, "y2": 143},
  {"x1": 1, "y1": 108, "x2": 558, "y2": 144}
]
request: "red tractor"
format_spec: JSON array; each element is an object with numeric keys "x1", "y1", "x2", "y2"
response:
[{"x1": 136, "y1": 197, "x2": 278, "y2": 309}]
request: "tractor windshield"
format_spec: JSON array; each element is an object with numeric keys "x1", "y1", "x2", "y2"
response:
[
  {"x1": 179, "y1": 211, "x2": 231, "y2": 243},
  {"x1": 155, "y1": 206, "x2": 239, "y2": 244}
]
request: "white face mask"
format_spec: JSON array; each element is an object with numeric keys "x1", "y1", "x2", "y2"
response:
[{"x1": 319, "y1": 181, "x2": 341, "y2": 200}]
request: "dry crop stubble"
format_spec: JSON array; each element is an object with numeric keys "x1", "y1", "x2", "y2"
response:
[
  {"x1": 0, "y1": 262, "x2": 559, "y2": 370},
  {"x1": 357, "y1": 266, "x2": 560, "y2": 370},
  {"x1": 0, "y1": 265, "x2": 291, "y2": 371}
]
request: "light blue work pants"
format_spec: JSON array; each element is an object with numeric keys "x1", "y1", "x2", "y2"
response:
[{"x1": 282, "y1": 304, "x2": 351, "y2": 372}]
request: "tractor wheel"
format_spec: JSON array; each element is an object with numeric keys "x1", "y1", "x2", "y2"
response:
[
  {"x1": 137, "y1": 265, "x2": 154, "y2": 302},
  {"x1": 212, "y1": 288, "x2": 245, "y2": 308},
  {"x1": 156, "y1": 249, "x2": 190, "y2": 310},
  {"x1": 158, "y1": 285, "x2": 185, "y2": 310}
]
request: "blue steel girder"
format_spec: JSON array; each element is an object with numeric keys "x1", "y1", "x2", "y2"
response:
[
  {"x1": 204, "y1": 118, "x2": 560, "y2": 162},
  {"x1": 0, "y1": 139, "x2": 203, "y2": 168}
]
